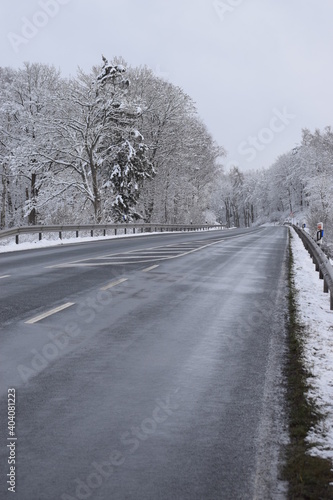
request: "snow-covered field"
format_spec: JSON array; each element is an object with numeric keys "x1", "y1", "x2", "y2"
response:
[{"x1": 291, "y1": 227, "x2": 333, "y2": 468}]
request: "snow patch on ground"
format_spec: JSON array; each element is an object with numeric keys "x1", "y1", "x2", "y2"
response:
[{"x1": 291, "y1": 228, "x2": 333, "y2": 466}]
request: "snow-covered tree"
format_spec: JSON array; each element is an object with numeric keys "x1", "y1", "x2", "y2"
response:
[
  {"x1": 0, "y1": 59, "x2": 225, "y2": 228},
  {"x1": 214, "y1": 126, "x2": 333, "y2": 246},
  {"x1": 128, "y1": 66, "x2": 224, "y2": 223},
  {"x1": 0, "y1": 63, "x2": 61, "y2": 227},
  {"x1": 40, "y1": 57, "x2": 153, "y2": 222}
]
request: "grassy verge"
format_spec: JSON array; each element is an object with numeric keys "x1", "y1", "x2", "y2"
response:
[{"x1": 283, "y1": 231, "x2": 333, "y2": 498}]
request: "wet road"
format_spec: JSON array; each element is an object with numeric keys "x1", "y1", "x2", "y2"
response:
[{"x1": 0, "y1": 227, "x2": 288, "y2": 499}]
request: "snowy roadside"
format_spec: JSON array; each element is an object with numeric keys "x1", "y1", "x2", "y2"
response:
[
  {"x1": 0, "y1": 231, "x2": 176, "y2": 254},
  {"x1": 290, "y1": 227, "x2": 333, "y2": 467},
  {"x1": 0, "y1": 228, "x2": 221, "y2": 254}
]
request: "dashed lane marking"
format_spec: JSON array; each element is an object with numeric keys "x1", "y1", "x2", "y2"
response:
[
  {"x1": 142, "y1": 265, "x2": 160, "y2": 272},
  {"x1": 25, "y1": 302, "x2": 75, "y2": 324},
  {"x1": 0, "y1": 275, "x2": 11, "y2": 279},
  {"x1": 100, "y1": 277, "x2": 128, "y2": 291}
]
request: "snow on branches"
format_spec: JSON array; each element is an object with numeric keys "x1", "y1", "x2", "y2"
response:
[{"x1": 0, "y1": 58, "x2": 222, "y2": 227}]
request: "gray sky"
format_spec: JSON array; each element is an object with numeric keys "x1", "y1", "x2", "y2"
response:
[{"x1": 1, "y1": 0, "x2": 332, "y2": 171}]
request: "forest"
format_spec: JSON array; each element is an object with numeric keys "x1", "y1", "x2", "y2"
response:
[
  {"x1": 212, "y1": 126, "x2": 333, "y2": 243},
  {"x1": 0, "y1": 57, "x2": 332, "y2": 243},
  {"x1": 0, "y1": 57, "x2": 223, "y2": 228}
]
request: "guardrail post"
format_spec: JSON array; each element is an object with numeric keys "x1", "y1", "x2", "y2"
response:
[
  {"x1": 39, "y1": 232, "x2": 42, "y2": 241},
  {"x1": 76, "y1": 231, "x2": 79, "y2": 238},
  {"x1": 124, "y1": 228, "x2": 127, "y2": 235},
  {"x1": 324, "y1": 280, "x2": 328, "y2": 293},
  {"x1": 115, "y1": 228, "x2": 117, "y2": 235},
  {"x1": 103, "y1": 229, "x2": 106, "y2": 237},
  {"x1": 133, "y1": 228, "x2": 135, "y2": 234},
  {"x1": 15, "y1": 234, "x2": 19, "y2": 245},
  {"x1": 331, "y1": 291, "x2": 333, "y2": 311},
  {"x1": 59, "y1": 231, "x2": 62, "y2": 240},
  {"x1": 91, "y1": 230, "x2": 93, "y2": 237}
]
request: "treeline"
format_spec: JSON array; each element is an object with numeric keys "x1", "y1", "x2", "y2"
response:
[
  {"x1": 212, "y1": 127, "x2": 333, "y2": 240},
  {"x1": 0, "y1": 58, "x2": 224, "y2": 228}
]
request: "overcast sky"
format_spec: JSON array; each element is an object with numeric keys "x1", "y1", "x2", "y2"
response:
[{"x1": 1, "y1": 0, "x2": 332, "y2": 171}]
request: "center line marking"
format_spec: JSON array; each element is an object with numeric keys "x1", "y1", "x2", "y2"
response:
[
  {"x1": 25, "y1": 302, "x2": 75, "y2": 324},
  {"x1": 0, "y1": 275, "x2": 11, "y2": 279},
  {"x1": 142, "y1": 264, "x2": 159, "y2": 272},
  {"x1": 100, "y1": 277, "x2": 128, "y2": 291}
]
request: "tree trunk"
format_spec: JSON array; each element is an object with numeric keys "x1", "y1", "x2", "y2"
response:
[
  {"x1": 1, "y1": 166, "x2": 6, "y2": 228},
  {"x1": 28, "y1": 173, "x2": 37, "y2": 225},
  {"x1": 91, "y1": 164, "x2": 101, "y2": 223},
  {"x1": 225, "y1": 200, "x2": 230, "y2": 228}
]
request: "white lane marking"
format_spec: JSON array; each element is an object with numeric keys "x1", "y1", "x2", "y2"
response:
[
  {"x1": 142, "y1": 265, "x2": 159, "y2": 272},
  {"x1": 25, "y1": 302, "x2": 75, "y2": 324},
  {"x1": 47, "y1": 238, "x2": 227, "y2": 268},
  {"x1": 97, "y1": 254, "x2": 175, "y2": 259},
  {"x1": 126, "y1": 249, "x2": 185, "y2": 253},
  {"x1": 100, "y1": 277, "x2": 128, "y2": 291},
  {"x1": 0, "y1": 275, "x2": 11, "y2": 279},
  {"x1": 166, "y1": 239, "x2": 225, "y2": 259},
  {"x1": 45, "y1": 244, "x2": 168, "y2": 268},
  {"x1": 52, "y1": 260, "x2": 166, "y2": 267},
  {"x1": 101, "y1": 239, "x2": 225, "y2": 264},
  {"x1": 95, "y1": 254, "x2": 183, "y2": 260}
]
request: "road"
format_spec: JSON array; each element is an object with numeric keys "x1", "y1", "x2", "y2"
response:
[{"x1": 0, "y1": 226, "x2": 289, "y2": 499}]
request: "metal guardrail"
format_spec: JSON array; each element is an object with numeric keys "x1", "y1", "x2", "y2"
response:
[
  {"x1": 0, "y1": 223, "x2": 224, "y2": 245},
  {"x1": 292, "y1": 224, "x2": 333, "y2": 310}
]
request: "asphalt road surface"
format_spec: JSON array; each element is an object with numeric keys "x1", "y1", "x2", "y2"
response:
[{"x1": 0, "y1": 226, "x2": 289, "y2": 499}]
